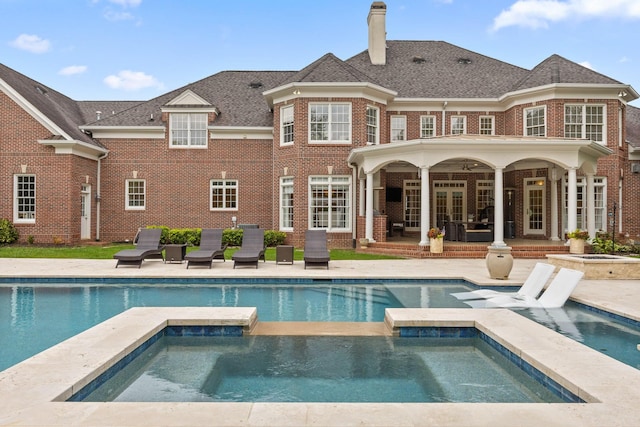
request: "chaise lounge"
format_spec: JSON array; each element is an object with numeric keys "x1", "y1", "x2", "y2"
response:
[
  {"x1": 303, "y1": 229, "x2": 330, "y2": 269},
  {"x1": 451, "y1": 262, "x2": 555, "y2": 301},
  {"x1": 232, "y1": 228, "x2": 266, "y2": 269},
  {"x1": 113, "y1": 228, "x2": 164, "y2": 268},
  {"x1": 184, "y1": 229, "x2": 227, "y2": 269}
]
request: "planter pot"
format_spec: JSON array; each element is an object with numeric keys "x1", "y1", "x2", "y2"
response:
[
  {"x1": 569, "y1": 238, "x2": 585, "y2": 254},
  {"x1": 359, "y1": 238, "x2": 369, "y2": 248},
  {"x1": 486, "y1": 246, "x2": 513, "y2": 280},
  {"x1": 430, "y1": 238, "x2": 443, "y2": 253}
]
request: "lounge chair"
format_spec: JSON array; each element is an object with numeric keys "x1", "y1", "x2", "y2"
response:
[
  {"x1": 451, "y1": 262, "x2": 555, "y2": 301},
  {"x1": 184, "y1": 229, "x2": 227, "y2": 269},
  {"x1": 464, "y1": 267, "x2": 584, "y2": 309},
  {"x1": 232, "y1": 228, "x2": 266, "y2": 269},
  {"x1": 303, "y1": 229, "x2": 330, "y2": 269},
  {"x1": 113, "y1": 228, "x2": 164, "y2": 268}
]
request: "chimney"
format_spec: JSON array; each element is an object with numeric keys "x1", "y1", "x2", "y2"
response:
[{"x1": 367, "y1": 2, "x2": 387, "y2": 65}]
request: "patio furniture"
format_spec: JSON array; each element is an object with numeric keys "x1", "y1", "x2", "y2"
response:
[
  {"x1": 451, "y1": 262, "x2": 555, "y2": 300},
  {"x1": 303, "y1": 229, "x2": 330, "y2": 269},
  {"x1": 113, "y1": 228, "x2": 164, "y2": 268},
  {"x1": 184, "y1": 229, "x2": 227, "y2": 269},
  {"x1": 232, "y1": 228, "x2": 266, "y2": 269}
]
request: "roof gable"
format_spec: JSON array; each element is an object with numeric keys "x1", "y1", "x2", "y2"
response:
[
  {"x1": 165, "y1": 89, "x2": 211, "y2": 106},
  {"x1": 282, "y1": 53, "x2": 377, "y2": 85}
]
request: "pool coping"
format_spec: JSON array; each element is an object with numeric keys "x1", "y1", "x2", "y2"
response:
[{"x1": 1, "y1": 307, "x2": 640, "y2": 426}]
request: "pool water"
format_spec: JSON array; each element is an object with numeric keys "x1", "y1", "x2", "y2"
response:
[
  {"x1": 77, "y1": 335, "x2": 563, "y2": 403},
  {"x1": 1, "y1": 282, "x2": 639, "y2": 372}
]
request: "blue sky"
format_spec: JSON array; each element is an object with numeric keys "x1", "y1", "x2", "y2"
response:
[{"x1": 2, "y1": 0, "x2": 639, "y2": 106}]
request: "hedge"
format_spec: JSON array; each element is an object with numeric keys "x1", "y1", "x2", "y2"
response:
[{"x1": 145, "y1": 226, "x2": 286, "y2": 247}]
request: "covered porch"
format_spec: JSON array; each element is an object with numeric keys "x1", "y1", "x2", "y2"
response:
[{"x1": 347, "y1": 135, "x2": 612, "y2": 251}]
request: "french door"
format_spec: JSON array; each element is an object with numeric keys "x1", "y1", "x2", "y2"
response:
[
  {"x1": 524, "y1": 178, "x2": 545, "y2": 235},
  {"x1": 80, "y1": 184, "x2": 91, "y2": 239},
  {"x1": 403, "y1": 180, "x2": 421, "y2": 231},
  {"x1": 433, "y1": 181, "x2": 466, "y2": 228}
]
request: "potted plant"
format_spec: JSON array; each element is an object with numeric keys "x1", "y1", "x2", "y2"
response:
[
  {"x1": 567, "y1": 229, "x2": 589, "y2": 254},
  {"x1": 428, "y1": 227, "x2": 445, "y2": 253}
]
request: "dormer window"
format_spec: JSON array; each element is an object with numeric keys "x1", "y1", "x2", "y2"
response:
[{"x1": 170, "y1": 113, "x2": 207, "y2": 147}]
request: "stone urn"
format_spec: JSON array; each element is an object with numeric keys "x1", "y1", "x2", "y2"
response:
[
  {"x1": 359, "y1": 238, "x2": 369, "y2": 248},
  {"x1": 486, "y1": 246, "x2": 513, "y2": 280},
  {"x1": 430, "y1": 237, "x2": 443, "y2": 253},
  {"x1": 569, "y1": 238, "x2": 585, "y2": 254}
]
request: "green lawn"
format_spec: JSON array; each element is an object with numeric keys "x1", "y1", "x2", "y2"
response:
[{"x1": 0, "y1": 244, "x2": 402, "y2": 261}]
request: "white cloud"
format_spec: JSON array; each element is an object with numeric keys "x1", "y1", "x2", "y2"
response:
[
  {"x1": 579, "y1": 61, "x2": 595, "y2": 70},
  {"x1": 104, "y1": 10, "x2": 134, "y2": 21},
  {"x1": 103, "y1": 70, "x2": 163, "y2": 91},
  {"x1": 492, "y1": 0, "x2": 640, "y2": 31},
  {"x1": 59, "y1": 65, "x2": 88, "y2": 76},
  {"x1": 108, "y1": 0, "x2": 142, "y2": 7},
  {"x1": 619, "y1": 56, "x2": 630, "y2": 63},
  {"x1": 9, "y1": 34, "x2": 51, "y2": 54}
]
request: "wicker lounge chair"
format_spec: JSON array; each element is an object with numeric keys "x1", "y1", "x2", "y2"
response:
[
  {"x1": 232, "y1": 228, "x2": 266, "y2": 269},
  {"x1": 303, "y1": 229, "x2": 330, "y2": 269},
  {"x1": 184, "y1": 229, "x2": 227, "y2": 269},
  {"x1": 113, "y1": 228, "x2": 163, "y2": 268},
  {"x1": 451, "y1": 262, "x2": 555, "y2": 301}
]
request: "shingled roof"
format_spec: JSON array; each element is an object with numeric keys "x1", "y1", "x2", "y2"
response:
[
  {"x1": 627, "y1": 105, "x2": 640, "y2": 149},
  {"x1": 91, "y1": 70, "x2": 295, "y2": 128},
  {"x1": 0, "y1": 63, "x2": 102, "y2": 147},
  {"x1": 512, "y1": 54, "x2": 622, "y2": 91},
  {"x1": 281, "y1": 53, "x2": 379, "y2": 85},
  {"x1": 346, "y1": 41, "x2": 530, "y2": 98}
]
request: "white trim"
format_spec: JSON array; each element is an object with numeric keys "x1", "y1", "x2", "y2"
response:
[
  {"x1": 390, "y1": 115, "x2": 406, "y2": 142},
  {"x1": 210, "y1": 127, "x2": 273, "y2": 140},
  {"x1": 280, "y1": 104, "x2": 294, "y2": 146},
  {"x1": 563, "y1": 103, "x2": 607, "y2": 145},
  {"x1": 420, "y1": 115, "x2": 436, "y2": 138},
  {"x1": 308, "y1": 102, "x2": 352, "y2": 145},
  {"x1": 450, "y1": 116, "x2": 467, "y2": 135},
  {"x1": 125, "y1": 179, "x2": 146, "y2": 211},
  {"x1": 279, "y1": 176, "x2": 294, "y2": 231},
  {"x1": 38, "y1": 139, "x2": 108, "y2": 160},
  {"x1": 308, "y1": 175, "x2": 352, "y2": 232},
  {"x1": 13, "y1": 174, "x2": 36, "y2": 224},
  {"x1": 523, "y1": 105, "x2": 547, "y2": 137},
  {"x1": 169, "y1": 112, "x2": 208, "y2": 148},
  {"x1": 164, "y1": 89, "x2": 211, "y2": 106},
  {"x1": 210, "y1": 179, "x2": 238, "y2": 211},
  {"x1": 479, "y1": 115, "x2": 495, "y2": 135},
  {"x1": 79, "y1": 126, "x2": 165, "y2": 139}
]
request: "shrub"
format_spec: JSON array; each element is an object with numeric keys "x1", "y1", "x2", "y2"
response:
[
  {"x1": 264, "y1": 230, "x2": 286, "y2": 247},
  {"x1": 223, "y1": 228, "x2": 244, "y2": 246},
  {"x1": 0, "y1": 219, "x2": 19, "y2": 244},
  {"x1": 167, "y1": 228, "x2": 200, "y2": 245}
]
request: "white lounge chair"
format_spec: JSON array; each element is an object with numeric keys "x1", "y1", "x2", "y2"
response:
[
  {"x1": 464, "y1": 268, "x2": 584, "y2": 309},
  {"x1": 451, "y1": 262, "x2": 555, "y2": 301}
]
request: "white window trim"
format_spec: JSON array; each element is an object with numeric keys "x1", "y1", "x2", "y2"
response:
[
  {"x1": 366, "y1": 105, "x2": 380, "y2": 145},
  {"x1": 562, "y1": 176, "x2": 607, "y2": 232},
  {"x1": 450, "y1": 116, "x2": 467, "y2": 135},
  {"x1": 13, "y1": 174, "x2": 35, "y2": 224},
  {"x1": 169, "y1": 112, "x2": 208, "y2": 149},
  {"x1": 308, "y1": 175, "x2": 352, "y2": 232},
  {"x1": 308, "y1": 102, "x2": 352, "y2": 144},
  {"x1": 280, "y1": 105, "x2": 294, "y2": 146},
  {"x1": 279, "y1": 176, "x2": 294, "y2": 231},
  {"x1": 125, "y1": 179, "x2": 146, "y2": 211},
  {"x1": 390, "y1": 115, "x2": 407, "y2": 142},
  {"x1": 564, "y1": 104, "x2": 607, "y2": 144},
  {"x1": 523, "y1": 106, "x2": 547, "y2": 137},
  {"x1": 210, "y1": 179, "x2": 238, "y2": 211},
  {"x1": 479, "y1": 115, "x2": 495, "y2": 135},
  {"x1": 420, "y1": 115, "x2": 436, "y2": 138}
]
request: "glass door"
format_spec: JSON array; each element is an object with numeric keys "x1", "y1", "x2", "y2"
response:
[
  {"x1": 524, "y1": 178, "x2": 545, "y2": 235},
  {"x1": 403, "y1": 180, "x2": 421, "y2": 231},
  {"x1": 433, "y1": 181, "x2": 466, "y2": 228}
]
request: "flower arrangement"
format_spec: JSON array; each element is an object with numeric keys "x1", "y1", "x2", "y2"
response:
[
  {"x1": 428, "y1": 227, "x2": 445, "y2": 239},
  {"x1": 567, "y1": 229, "x2": 589, "y2": 240}
]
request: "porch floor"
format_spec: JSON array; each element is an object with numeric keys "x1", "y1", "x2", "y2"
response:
[{"x1": 363, "y1": 236, "x2": 573, "y2": 259}]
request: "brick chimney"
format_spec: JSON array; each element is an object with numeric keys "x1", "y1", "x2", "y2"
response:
[{"x1": 367, "y1": 2, "x2": 387, "y2": 65}]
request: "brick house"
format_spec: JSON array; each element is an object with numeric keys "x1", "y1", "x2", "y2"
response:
[{"x1": 1, "y1": 2, "x2": 639, "y2": 249}]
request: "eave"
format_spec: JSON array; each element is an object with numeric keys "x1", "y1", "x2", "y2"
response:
[{"x1": 38, "y1": 138, "x2": 108, "y2": 160}]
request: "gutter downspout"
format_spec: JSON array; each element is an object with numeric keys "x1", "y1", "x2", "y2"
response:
[
  {"x1": 442, "y1": 101, "x2": 447, "y2": 136},
  {"x1": 95, "y1": 152, "x2": 108, "y2": 241}
]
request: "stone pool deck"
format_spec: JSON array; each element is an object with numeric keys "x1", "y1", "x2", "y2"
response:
[{"x1": 0, "y1": 257, "x2": 639, "y2": 426}]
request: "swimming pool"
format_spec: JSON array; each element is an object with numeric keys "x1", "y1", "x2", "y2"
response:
[{"x1": 1, "y1": 280, "x2": 639, "y2": 371}]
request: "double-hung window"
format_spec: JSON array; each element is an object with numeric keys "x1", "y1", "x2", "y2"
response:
[
  {"x1": 451, "y1": 116, "x2": 466, "y2": 135},
  {"x1": 563, "y1": 177, "x2": 606, "y2": 231},
  {"x1": 309, "y1": 103, "x2": 351, "y2": 143},
  {"x1": 170, "y1": 113, "x2": 207, "y2": 147},
  {"x1": 366, "y1": 106, "x2": 379, "y2": 145},
  {"x1": 281, "y1": 105, "x2": 294, "y2": 145},
  {"x1": 125, "y1": 179, "x2": 145, "y2": 210},
  {"x1": 420, "y1": 115, "x2": 435, "y2": 138},
  {"x1": 309, "y1": 176, "x2": 351, "y2": 231},
  {"x1": 280, "y1": 177, "x2": 294, "y2": 230},
  {"x1": 210, "y1": 180, "x2": 238, "y2": 210},
  {"x1": 479, "y1": 116, "x2": 494, "y2": 135},
  {"x1": 524, "y1": 106, "x2": 546, "y2": 136},
  {"x1": 14, "y1": 175, "x2": 35, "y2": 223},
  {"x1": 564, "y1": 105, "x2": 605, "y2": 143},
  {"x1": 390, "y1": 116, "x2": 406, "y2": 142}
]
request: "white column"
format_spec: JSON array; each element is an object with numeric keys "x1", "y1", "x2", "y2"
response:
[
  {"x1": 549, "y1": 167, "x2": 560, "y2": 241},
  {"x1": 492, "y1": 167, "x2": 506, "y2": 247},
  {"x1": 567, "y1": 167, "x2": 578, "y2": 237},
  {"x1": 419, "y1": 166, "x2": 430, "y2": 246},
  {"x1": 359, "y1": 178, "x2": 365, "y2": 217},
  {"x1": 586, "y1": 173, "x2": 596, "y2": 238},
  {"x1": 365, "y1": 172, "x2": 375, "y2": 242}
]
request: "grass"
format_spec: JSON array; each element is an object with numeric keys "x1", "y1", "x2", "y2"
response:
[{"x1": 0, "y1": 244, "x2": 402, "y2": 261}]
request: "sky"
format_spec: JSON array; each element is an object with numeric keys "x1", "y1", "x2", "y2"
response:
[{"x1": 1, "y1": 0, "x2": 639, "y2": 106}]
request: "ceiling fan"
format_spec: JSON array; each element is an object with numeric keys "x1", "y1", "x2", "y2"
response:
[{"x1": 461, "y1": 160, "x2": 479, "y2": 171}]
